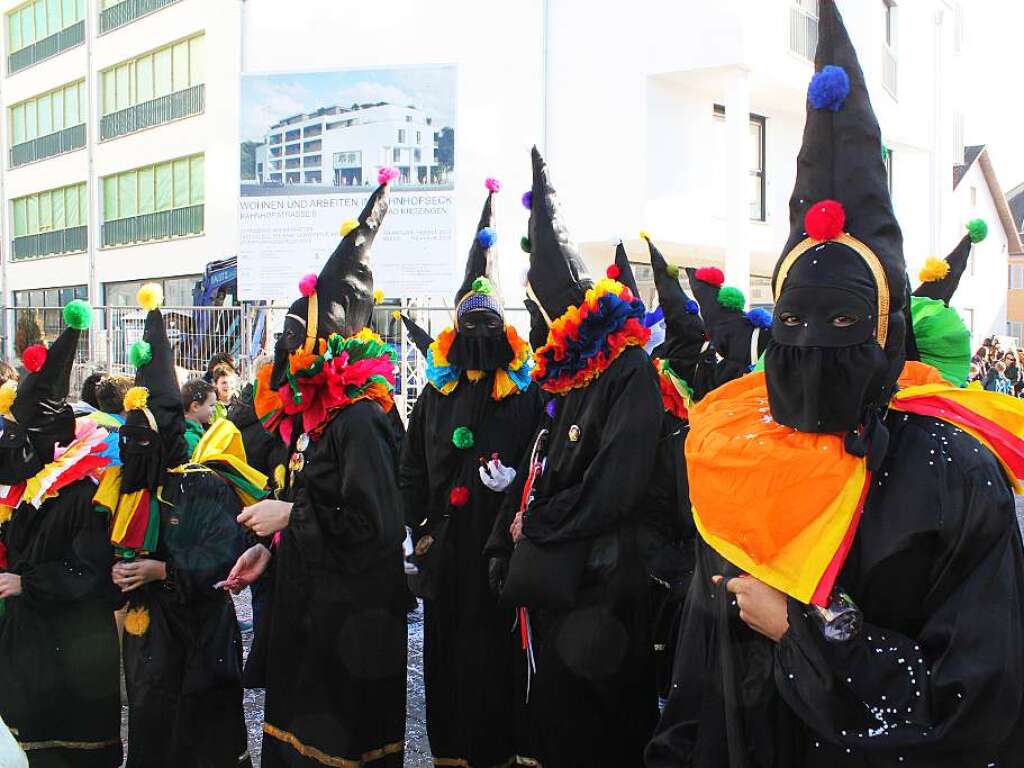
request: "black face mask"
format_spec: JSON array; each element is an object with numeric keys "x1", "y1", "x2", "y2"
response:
[
  {"x1": 0, "y1": 418, "x2": 43, "y2": 485},
  {"x1": 766, "y1": 243, "x2": 897, "y2": 434},
  {"x1": 449, "y1": 309, "x2": 513, "y2": 371},
  {"x1": 120, "y1": 423, "x2": 164, "y2": 494}
]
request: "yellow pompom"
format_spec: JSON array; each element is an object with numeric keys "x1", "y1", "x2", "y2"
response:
[
  {"x1": 918, "y1": 256, "x2": 950, "y2": 284},
  {"x1": 639, "y1": 229, "x2": 651, "y2": 241},
  {"x1": 123, "y1": 386, "x2": 149, "y2": 412},
  {"x1": 0, "y1": 506, "x2": 11, "y2": 524},
  {"x1": 339, "y1": 219, "x2": 359, "y2": 237},
  {"x1": 124, "y1": 606, "x2": 150, "y2": 636},
  {"x1": 137, "y1": 283, "x2": 164, "y2": 311},
  {"x1": 0, "y1": 380, "x2": 16, "y2": 415},
  {"x1": 373, "y1": 289, "x2": 384, "y2": 304},
  {"x1": 391, "y1": 310, "x2": 401, "y2": 320}
]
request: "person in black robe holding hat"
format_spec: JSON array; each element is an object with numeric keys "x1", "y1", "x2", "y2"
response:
[
  {"x1": 99, "y1": 285, "x2": 266, "y2": 768},
  {"x1": 646, "y1": 3, "x2": 1024, "y2": 766},
  {"x1": 485, "y1": 148, "x2": 661, "y2": 767},
  {"x1": 0, "y1": 301, "x2": 122, "y2": 767},
  {"x1": 400, "y1": 179, "x2": 544, "y2": 767},
  {"x1": 228, "y1": 171, "x2": 408, "y2": 768}
]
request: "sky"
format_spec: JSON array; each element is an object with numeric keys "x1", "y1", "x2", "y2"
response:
[
  {"x1": 239, "y1": 65, "x2": 457, "y2": 143},
  {"x1": 963, "y1": 1, "x2": 1024, "y2": 192}
]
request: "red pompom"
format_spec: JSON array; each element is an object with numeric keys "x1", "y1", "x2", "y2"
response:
[
  {"x1": 298, "y1": 273, "x2": 318, "y2": 297},
  {"x1": 378, "y1": 166, "x2": 400, "y2": 185},
  {"x1": 804, "y1": 199, "x2": 846, "y2": 241},
  {"x1": 606, "y1": 264, "x2": 621, "y2": 280},
  {"x1": 449, "y1": 486, "x2": 470, "y2": 508},
  {"x1": 22, "y1": 344, "x2": 47, "y2": 373},
  {"x1": 694, "y1": 266, "x2": 725, "y2": 287}
]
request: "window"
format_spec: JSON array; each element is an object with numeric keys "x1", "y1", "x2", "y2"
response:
[
  {"x1": 104, "y1": 275, "x2": 198, "y2": 308},
  {"x1": 303, "y1": 155, "x2": 321, "y2": 167},
  {"x1": 334, "y1": 151, "x2": 361, "y2": 167},
  {"x1": 970, "y1": 186, "x2": 978, "y2": 208},
  {"x1": 285, "y1": 172, "x2": 300, "y2": 184},
  {"x1": 284, "y1": 144, "x2": 300, "y2": 156},
  {"x1": 303, "y1": 140, "x2": 321, "y2": 153},
  {"x1": 9, "y1": 80, "x2": 85, "y2": 145},
  {"x1": 1011, "y1": 264, "x2": 1024, "y2": 291},
  {"x1": 303, "y1": 124, "x2": 322, "y2": 137},
  {"x1": 398, "y1": 129, "x2": 406, "y2": 144},
  {"x1": 1008, "y1": 321, "x2": 1023, "y2": 344},
  {"x1": 6, "y1": 0, "x2": 82, "y2": 53},
  {"x1": 416, "y1": 131, "x2": 421, "y2": 144},
  {"x1": 304, "y1": 171, "x2": 321, "y2": 184},
  {"x1": 393, "y1": 147, "x2": 401, "y2": 163},
  {"x1": 102, "y1": 154, "x2": 203, "y2": 222},
  {"x1": 285, "y1": 158, "x2": 300, "y2": 170},
  {"x1": 100, "y1": 34, "x2": 204, "y2": 116},
  {"x1": 10, "y1": 182, "x2": 87, "y2": 259},
  {"x1": 884, "y1": 1, "x2": 896, "y2": 48},
  {"x1": 882, "y1": 1, "x2": 898, "y2": 97},
  {"x1": 714, "y1": 105, "x2": 767, "y2": 222},
  {"x1": 285, "y1": 129, "x2": 300, "y2": 142},
  {"x1": 790, "y1": 0, "x2": 819, "y2": 60},
  {"x1": 884, "y1": 146, "x2": 893, "y2": 194},
  {"x1": 414, "y1": 148, "x2": 422, "y2": 163}
]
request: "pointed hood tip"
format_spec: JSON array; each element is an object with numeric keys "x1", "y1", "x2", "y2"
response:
[{"x1": 399, "y1": 313, "x2": 434, "y2": 359}]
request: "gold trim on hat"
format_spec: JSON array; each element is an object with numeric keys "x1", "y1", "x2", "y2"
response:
[
  {"x1": 773, "y1": 233, "x2": 890, "y2": 348},
  {"x1": 303, "y1": 291, "x2": 320, "y2": 353}
]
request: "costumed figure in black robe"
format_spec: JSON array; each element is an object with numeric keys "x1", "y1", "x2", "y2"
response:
[
  {"x1": 98, "y1": 286, "x2": 266, "y2": 768},
  {"x1": 647, "y1": 3, "x2": 1024, "y2": 765},
  {"x1": 485, "y1": 148, "x2": 661, "y2": 767},
  {"x1": 400, "y1": 178, "x2": 544, "y2": 767},
  {"x1": 0, "y1": 301, "x2": 122, "y2": 767},
  {"x1": 235, "y1": 170, "x2": 408, "y2": 768},
  {"x1": 629, "y1": 235, "x2": 707, "y2": 699}
]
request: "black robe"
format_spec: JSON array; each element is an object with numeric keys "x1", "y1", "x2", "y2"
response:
[
  {"x1": 121, "y1": 469, "x2": 252, "y2": 768},
  {"x1": 255, "y1": 399, "x2": 408, "y2": 768},
  {"x1": 399, "y1": 374, "x2": 544, "y2": 766},
  {"x1": 647, "y1": 410, "x2": 1024, "y2": 767},
  {"x1": 486, "y1": 346, "x2": 663, "y2": 767},
  {"x1": 0, "y1": 479, "x2": 122, "y2": 767}
]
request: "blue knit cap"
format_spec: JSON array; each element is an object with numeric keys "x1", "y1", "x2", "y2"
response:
[{"x1": 457, "y1": 293, "x2": 503, "y2": 318}]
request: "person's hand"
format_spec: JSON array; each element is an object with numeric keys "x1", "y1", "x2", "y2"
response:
[
  {"x1": 237, "y1": 499, "x2": 293, "y2": 537},
  {"x1": 479, "y1": 456, "x2": 517, "y2": 492},
  {"x1": 488, "y1": 555, "x2": 509, "y2": 596},
  {"x1": 509, "y1": 511, "x2": 524, "y2": 543},
  {"x1": 219, "y1": 544, "x2": 272, "y2": 594},
  {"x1": 0, "y1": 573, "x2": 22, "y2": 598},
  {"x1": 112, "y1": 559, "x2": 166, "y2": 593},
  {"x1": 713, "y1": 574, "x2": 790, "y2": 642}
]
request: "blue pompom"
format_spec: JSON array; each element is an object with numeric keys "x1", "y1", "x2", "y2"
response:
[
  {"x1": 521, "y1": 191, "x2": 533, "y2": 209},
  {"x1": 476, "y1": 227, "x2": 497, "y2": 247},
  {"x1": 685, "y1": 299, "x2": 700, "y2": 315},
  {"x1": 747, "y1": 307, "x2": 773, "y2": 329},
  {"x1": 808, "y1": 65, "x2": 850, "y2": 112}
]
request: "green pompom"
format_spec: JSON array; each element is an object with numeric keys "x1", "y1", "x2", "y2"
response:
[
  {"x1": 471, "y1": 277, "x2": 493, "y2": 295},
  {"x1": 452, "y1": 426, "x2": 475, "y2": 450},
  {"x1": 62, "y1": 299, "x2": 92, "y2": 331},
  {"x1": 520, "y1": 236, "x2": 531, "y2": 253},
  {"x1": 718, "y1": 286, "x2": 746, "y2": 311},
  {"x1": 129, "y1": 340, "x2": 153, "y2": 368},
  {"x1": 666, "y1": 264, "x2": 680, "y2": 279},
  {"x1": 967, "y1": 218, "x2": 988, "y2": 244}
]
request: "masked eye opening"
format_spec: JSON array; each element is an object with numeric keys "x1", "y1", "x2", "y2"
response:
[
  {"x1": 779, "y1": 312, "x2": 802, "y2": 327},
  {"x1": 831, "y1": 314, "x2": 859, "y2": 328}
]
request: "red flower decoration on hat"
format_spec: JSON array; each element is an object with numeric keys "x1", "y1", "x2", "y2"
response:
[{"x1": 23, "y1": 344, "x2": 47, "y2": 373}]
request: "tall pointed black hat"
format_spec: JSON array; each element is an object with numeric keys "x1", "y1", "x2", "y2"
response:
[
  {"x1": 525, "y1": 146, "x2": 593, "y2": 325},
  {"x1": 10, "y1": 300, "x2": 92, "y2": 462},
  {"x1": 125, "y1": 285, "x2": 187, "y2": 468},
  {"x1": 773, "y1": 0, "x2": 906, "y2": 370},
  {"x1": 611, "y1": 241, "x2": 640, "y2": 298},
  {"x1": 913, "y1": 219, "x2": 987, "y2": 306},
  {"x1": 645, "y1": 236, "x2": 704, "y2": 384},
  {"x1": 687, "y1": 267, "x2": 769, "y2": 368},
  {"x1": 523, "y1": 297, "x2": 549, "y2": 351},
  {"x1": 455, "y1": 180, "x2": 501, "y2": 310},
  {"x1": 271, "y1": 172, "x2": 393, "y2": 388},
  {"x1": 398, "y1": 313, "x2": 434, "y2": 359}
]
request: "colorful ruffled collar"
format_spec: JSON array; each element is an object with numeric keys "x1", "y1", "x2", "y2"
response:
[
  {"x1": 532, "y1": 278, "x2": 650, "y2": 395},
  {"x1": 653, "y1": 358, "x2": 693, "y2": 421},
  {"x1": 0, "y1": 419, "x2": 111, "y2": 522},
  {"x1": 425, "y1": 325, "x2": 534, "y2": 400},
  {"x1": 254, "y1": 328, "x2": 397, "y2": 446}
]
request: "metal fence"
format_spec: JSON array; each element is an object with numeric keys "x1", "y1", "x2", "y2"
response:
[
  {"x1": 0, "y1": 304, "x2": 531, "y2": 416},
  {"x1": 99, "y1": 0, "x2": 181, "y2": 34},
  {"x1": 100, "y1": 84, "x2": 205, "y2": 141},
  {"x1": 101, "y1": 204, "x2": 204, "y2": 247},
  {"x1": 8, "y1": 20, "x2": 84, "y2": 73},
  {"x1": 9, "y1": 123, "x2": 87, "y2": 168}
]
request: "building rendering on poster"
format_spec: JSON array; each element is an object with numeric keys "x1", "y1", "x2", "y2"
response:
[{"x1": 238, "y1": 64, "x2": 456, "y2": 301}]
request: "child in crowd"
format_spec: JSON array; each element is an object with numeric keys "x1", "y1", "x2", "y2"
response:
[
  {"x1": 212, "y1": 367, "x2": 239, "y2": 423},
  {"x1": 181, "y1": 378, "x2": 216, "y2": 456}
]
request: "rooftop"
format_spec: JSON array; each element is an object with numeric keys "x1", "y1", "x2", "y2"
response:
[{"x1": 270, "y1": 102, "x2": 421, "y2": 130}]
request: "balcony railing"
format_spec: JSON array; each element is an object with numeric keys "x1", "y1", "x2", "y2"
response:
[
  {"x1": 100, "y1": 84, "x2": 205, "y2": 141},
  {"x1": 99, "y1": 0, "x2": 181, "y2": 34},
  {"x1": 8, "y1": 20, "x2": 85, "y2": 74},
  {"x1": 882, "y1": 46, "x2": 898, "y2": 98},
  {"x1": 9, "y1": 124, "x2": 86, "y2": 168},
  {"x1": 12, "y1": 226, "x2": 87, "y2": 261},
  {"x1": 789, "y1": 5, "x2": 818, "y2": 61},
  {"x1": 102, "y1": 205, "x2": 204, "y2": 247}
]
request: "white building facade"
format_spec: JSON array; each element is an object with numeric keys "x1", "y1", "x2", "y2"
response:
[{"x1": 0, "y1": 0, "x2": 1009, "y2": 348}]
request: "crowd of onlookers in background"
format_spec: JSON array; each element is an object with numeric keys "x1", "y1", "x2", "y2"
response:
[{"x1": 969, "y1": 337, "x2": 1024, "y2": 396}]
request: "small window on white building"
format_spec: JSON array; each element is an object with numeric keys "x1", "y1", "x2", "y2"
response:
[
  {"x1": 393, "y1": 147, "x2": 401, "y2": 163},
  {"x1": 714, "y1": 105, "x2": 767, "y2": 223},
  {"x1": 416, "y1": 131, "x2": 421, "y2": 144},
  {"x1": 882, "y1": 1, "x2": 898, "y2": 97},
  {"x1": 1011, "y1": 264, "x2": 1024, "y2": 291},
  {"x1": 970, "y1": 186, "x2": 977, "y2": 208},
  {"x1": 398, "y1": 129, "x2": 406, "y2": 144}
]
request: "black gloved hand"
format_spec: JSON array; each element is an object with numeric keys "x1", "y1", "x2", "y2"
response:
[{"x1": 488, "y1": 555, "x2": 509, "y2": 597}]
